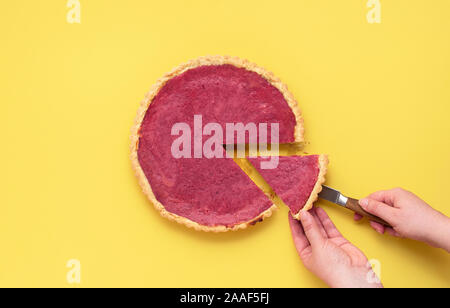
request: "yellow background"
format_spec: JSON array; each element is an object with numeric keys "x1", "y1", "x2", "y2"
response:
[{"x1": 1, "y1": 0, "x2": 449, "y2": 288}]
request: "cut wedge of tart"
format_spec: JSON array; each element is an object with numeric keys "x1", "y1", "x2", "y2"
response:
[
  {"x1": 248, "y1": 155, "x2": 328, "y2": 219},
  {"x1": 131, "y1": 56, "x2": 304, "y2": 232}
]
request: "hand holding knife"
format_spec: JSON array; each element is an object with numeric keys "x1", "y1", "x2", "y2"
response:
[{"x1": 319, "y1": 185, "x2": 391, "y2": 227}]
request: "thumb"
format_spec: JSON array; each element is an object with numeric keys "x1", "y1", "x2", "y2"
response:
[
  {"x1": 359, "y1": 198, "x2": 397, "y2": 224},
  {"x1": 299, "y1": 210, "x2": 326, "y2": 247}
]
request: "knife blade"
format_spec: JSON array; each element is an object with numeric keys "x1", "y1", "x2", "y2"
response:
[{"x1": 319, "y1": 185, "x2": 391, "y2": 227}]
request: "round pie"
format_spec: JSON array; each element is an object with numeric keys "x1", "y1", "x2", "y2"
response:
[{"x1": 131, "y1": 56, "x2": 311, "y2": 232}]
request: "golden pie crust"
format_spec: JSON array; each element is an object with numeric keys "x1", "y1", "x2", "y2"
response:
[{"x1": 131, "y1": 55, "x2": 309, "y2": 232}]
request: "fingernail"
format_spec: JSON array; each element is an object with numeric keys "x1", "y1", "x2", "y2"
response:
[{"x1": 359, "y1": 198, "x2": 369, "y2": 207}]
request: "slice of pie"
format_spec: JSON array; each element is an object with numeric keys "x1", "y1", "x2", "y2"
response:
[
  {"x1": 248, "y1": 155, "x2": 328, "y2": 219},
  {"x1": 131, "y1": 56, "x2": 304, "y2": 231}
]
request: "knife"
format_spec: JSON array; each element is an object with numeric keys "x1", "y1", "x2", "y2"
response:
[{"x1": 319, "y1": 185, "x2": 391, "y2": 227}]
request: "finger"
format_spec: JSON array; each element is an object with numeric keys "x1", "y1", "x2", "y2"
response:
[
  {"x1": 386, "y1": 227, "x2": 401, "y2": 237},
  {"x1": 369, "y1": 221, "x2": 385, "y2": 234},
  {"x1": 368, "y1": 189, "x2": 398, "y2": 207},
  {"x1": 315, "y1": 207, "x2": 343, "y2": 238},
  {"x1": 359, "y1": 198, "x2": 397, "y2": 223},
  {"x1": 310, "y1": 208, "x2": 328, "y2": 238},
  {"x1": 354, "y1": 213, "x2": 363, "y2": 221},
  {"x1": 288, "y1": 214, "x2": 310, "y2": 254},
  {"x1": 299, "y1": 210, "x2": 326, "y2": 247}
]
